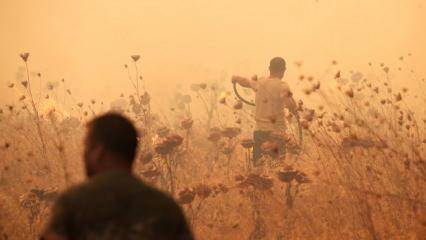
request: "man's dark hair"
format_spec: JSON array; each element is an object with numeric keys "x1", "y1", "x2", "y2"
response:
[
  {"x1": 88, "y1": 113, "x2": 139, "y2": 163},
  {"x1": 269, "y1": 57, "x2": 286, "y2": 72}
]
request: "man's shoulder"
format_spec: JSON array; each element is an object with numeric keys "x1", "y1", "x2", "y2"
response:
[
  {"x1": 279, "y1": 81, "x2": 291, "y2": 92},
  {"x1": 138, "y1": 184, "x2": 183, "y2": 211},
  {"x1": 57, "y1": 173, "x2": 178, "y2": 207},
  {"x1": 54, "y1": 180, "x2": 96, "y2": 206}
]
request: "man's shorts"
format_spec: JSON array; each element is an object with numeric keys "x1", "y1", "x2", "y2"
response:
[{"x1": 253, "y1": 130, "x2": 286, "y2": 165}]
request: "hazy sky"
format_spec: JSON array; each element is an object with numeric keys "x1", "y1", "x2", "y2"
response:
[{"x1": 1, "y1": 0, "x2": 425, "y2": 109}]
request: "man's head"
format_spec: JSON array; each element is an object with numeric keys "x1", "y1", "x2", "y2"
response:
[
  {"x1": 269, "y1": 57, "x2": 286, "y2": 79},
  {"x1": 84, "y1": 113, "x2": 139, "y2": 177}
]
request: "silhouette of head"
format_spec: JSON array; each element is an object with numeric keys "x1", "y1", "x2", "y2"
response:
[
  {"x1": 84, "y1": 113, "x2": 139, "y2": 177},
  {"x1": 269, "y1": 57, "x2": 286, "y2": 79}
]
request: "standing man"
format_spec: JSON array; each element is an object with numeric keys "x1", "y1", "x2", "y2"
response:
[
  {"x1": 41, "y1": 113, "x2": 193, "y2": 240},
  {"x1": 232, "y1": 57, "x2": 298, "y2": 164}
]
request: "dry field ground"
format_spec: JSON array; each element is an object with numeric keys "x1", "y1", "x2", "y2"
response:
[{"x1": 0, "y1": 55, "x2": 425, "y2": 239}]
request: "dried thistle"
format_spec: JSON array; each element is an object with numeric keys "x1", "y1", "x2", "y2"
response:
[
  {"x1": 131, "y1": 55, "x2": 141, "y2": 62},
  {"x1": 240, "y1": 138, "x2": 254, "y2": 149},
  {"x1": 20, "y1": 52, "x2": 29, "y2": 62},
  {"x1": 199, "y1": 83, "x2": 207, "y2": 89},
  {"x1": 155, "y1": 134, "x2": 183, "y2": 155},
  {"x1": 181, "y1": 119, "x2": 194, "y2": 130},
  {"x1": 383, "y1": 66, "x2": 389, "y2": 73},
  {"x1": 141, "y1": 167, "x2": 160, "y2": 178},
  {"x1": 345, "y1": 89, "x2": 354, "y2": 98},
  {"x1": 21, "y1": 81, "x2": 28, "y2": 88},
  {"x1": 194, "y1": 184, "x2": 212, "y2": 199},
  {"x1": 207, "y1": 130, "x2": 221, "y2": 142},
  {"x1": 178, "y1": 188, "x2": 196, "y2": 205},
  {"x1": 312, "y1": 82, "x2": 321, "y2": 91},
  {"x1": 140, "y1": 152, "x2": 153, "y2": 165},
  {"x1": 157, "y1": 127, "x2": 170, "y2": 137},
  {"x1": 237, "y1": 174, "x2": 274, "y2": 190},
  {"x1": 233, "y1": 101, "x2": 243, "y2": 110},
  {"x1": 221, "y1": 127, "x2": 241, "y2": 138},
  {"x1": 140, "y1": 92, "x2": 150, "y2": 105},
  {"x1": 395, "y1": 93, "x2": 402, "y2": 102},
  {"x1": 277, "y1": 170, "x2": 311, "y2": 184},
  {"x1": 334, "y1": 71, "x2": 341, "y2": 79}
]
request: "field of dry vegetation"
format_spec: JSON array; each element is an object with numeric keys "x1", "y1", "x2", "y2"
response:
[{"x1": 0, "y1": 53, "x2": 425, "y2": 239}]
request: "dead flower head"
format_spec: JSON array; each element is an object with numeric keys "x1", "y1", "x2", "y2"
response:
[
  {"x1": 277, "y1": 170, "x2": 311, "y2": 184},
  {"x1": 383, "y1": 66, "x2": 389, "y2": 73},
  {"x1": 141, "y1": 166, "x2": 160, "y2": 178},
  {"x1": 199, "y1": 83, "x2": 207, "y2": 89},
  {"x1": 20, "y1": 53, "x2": 29, "y2": 62},
  {"x1": 131, "y1": 55, "x2": 141, "y2": 62},
  {"x1": 140, "y1": 152, "x2": 153, "y2": 165},
  {"x1": 155, "y1": 134, "x2": 183, "y2": 155},
  {"x1": 237, "y1": 173, "x2": 274, "y2": 191},
  {"x1": 240, "y1": 138, "x2": 254, "y2": 149},
  {"x1": 140, "y1": 92, "x2": 150, "y2": 105},
  {"x1": 221, "y1": 146, "x2": 235, "y2": 155},
  {"x1": 334, "y1": 71, "x2": 341, "y2": 79},
  {"x1": 345, "y1": 89, "x2": 354, "y2": 98},
  {"x1": 181, "y1": 118, "x2": 194, "y2": 130},
  {"x1": 207, "y1": 129, "x2": 222, "y2": 142},
  {"x1": 233, "y1": 101, "x2": 243, "y2": 110},
  {"x1": 312, "y1": 82, "x2": 321, "y2": 91},
  {"x1": 221, "y1": 127, "x2": 241, "y2": 138},
  {"x1": 300, "y1": 120, "x2": 309, "y2": 130},
  {"x1": 194, "y1": 184, "x2": 212, "y2": 199},
  {"x1": 21, "y1": 81, "x2": 28, "y2": 88},
  {"x1": 395, "y1": 93, "x2": 402, "y2": 102},
  {"x1": 157, "y1": 126, "x2": 170, "y2": 137},
  {"x1": 178, "y1": 188, "x2": 196, "y2": 205}
]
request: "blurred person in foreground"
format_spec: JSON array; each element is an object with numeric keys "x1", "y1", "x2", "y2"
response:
[
  {"x1": 41, "y1": 113, "x2": 193, "y2": 240},
  {"x1": 232, "y1": 57, "x2": 299, "y2": 164}
]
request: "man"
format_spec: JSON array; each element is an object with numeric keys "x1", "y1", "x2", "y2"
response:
[
  {"x1": 41, "y1": 113, "x2": 193, "y2": 240},
  {"x1": 232, "y1": 57, "x2": 298, "y2": 163}
]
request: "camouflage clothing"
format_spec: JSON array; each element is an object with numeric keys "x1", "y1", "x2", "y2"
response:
[{"x1": 42, "y1": 170, "x2": 192, "y2": 240}]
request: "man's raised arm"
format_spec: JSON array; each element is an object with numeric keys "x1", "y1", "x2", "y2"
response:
[{"x1": 231, "y1": 75, "x2": 257, "y2": 89}]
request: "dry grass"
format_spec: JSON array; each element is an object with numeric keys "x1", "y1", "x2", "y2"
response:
[{"x1": 0, "y1": 55, "x2": 425, "y2": 239}]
